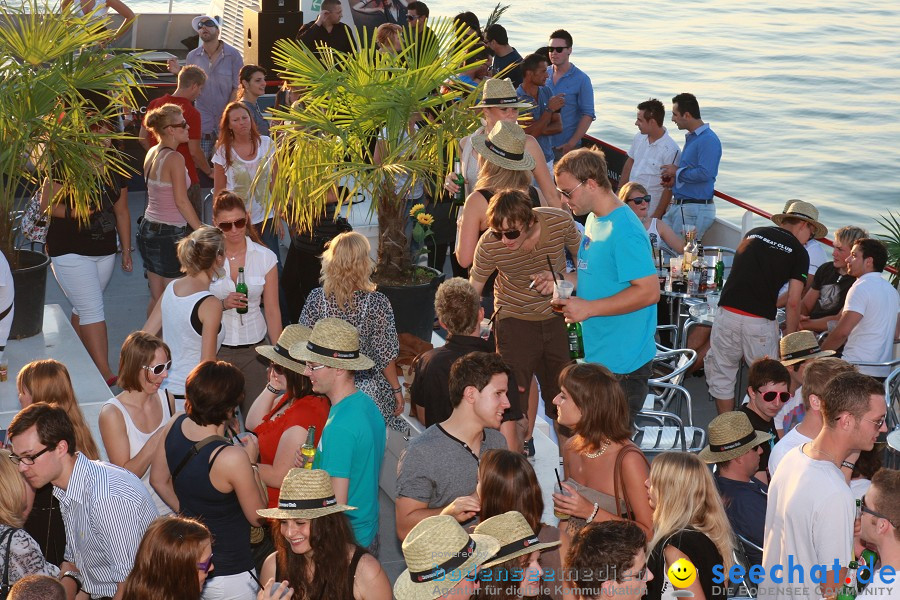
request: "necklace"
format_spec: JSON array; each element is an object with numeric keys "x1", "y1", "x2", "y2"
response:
[
  {"x1": 807, "y1": 442, "x2": 839, "y2": 466},
  {"x1": 582, "y1": 438, "x2": 612, "y2": 459}
]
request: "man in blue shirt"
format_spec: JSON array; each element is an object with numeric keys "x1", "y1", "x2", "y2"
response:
[
  {"x1": 660, "y1": 93, "x2": 722, "y2": 239},
  {"x1": 517, "y1": 53, "x2": 564, "y2": 172},
  {"x1": 544, "y1": 148, "x2": 660, "y2": 416},
  {"x1": 545, "y1": 29, "x2": 596, "y2": 159}
]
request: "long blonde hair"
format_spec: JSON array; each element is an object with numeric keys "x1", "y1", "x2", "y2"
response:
[
  {"x1": 16, "y1": 360, "x2": 101, "y2": 460},
  {"x1": 648, "y1": 452, "x2": 734, "y2": 569},
  {"x1": 0, "y1": 450, "x2": 27, "y2": 528},
  {"x1": 320, "y1": 232, "x2": 375, "y2": 308},
  {"x1": 475, "y1": 159, "x2": 531, "y2": 192}
]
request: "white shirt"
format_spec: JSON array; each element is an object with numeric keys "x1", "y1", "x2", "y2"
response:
[
  {"x1": 841, "y1": 272, "x2": 900, "y2": 377},
  {"x1": 212, "y1": 136, "x2": 275, "y2": 225},
  {"x1": 0, "y1": 251, "x2": 14, "y2": 347},
  {"x1": 805, "y1": 240, "x2": 828, "y2": 275},
  {"x1": 209, "y1": 240, "x2": 278, "y2": 346},
  {"x1": 769, "y1": 425, "x2": 812, "y2": 476},
  {"x1": 161, "y1": 283, "x2": 225, "y2": 395},
  {"x1": 627, "y1": 129, "x2": 681, "y2": 216}
]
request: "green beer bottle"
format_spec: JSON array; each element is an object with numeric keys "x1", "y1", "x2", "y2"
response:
[
  {"x1": 567, "y1": 322, "x2": 584, "y2": 359},
  {"x1": 714, "y1": 249, "x2": 725, "y2": 290},
  {"x1": 235, "y1": 267, "x2": 248, "y2": 315},
  {"x1": 837, "y1": 561, "x2": 859, "y2": 600},
  {"x1": 453, "y1": 157, "x2": 465, "y2": 205}
]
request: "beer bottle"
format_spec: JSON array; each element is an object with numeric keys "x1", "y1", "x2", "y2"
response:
[
  {"x1": 235, "y1": 267, "x2": 249, "y2": 315},
  {"x1": 299, "y1": 426, "x2": 316, "y2": 469},
  {"x1": 697, "y1": 244, "x2": 709, "y2": 293},
  {"x1": 714, "y1": 249, "x2": 725, "y2": 290},
  {"x1": 567, "y1": 322, "x2": 584, "y2": 359},
  {"x1": 453, "y1": 157, "x2": 465, "y2": 205},
  {"x1": 837, "y1": 561, "x2": 859, "y2": 600}
]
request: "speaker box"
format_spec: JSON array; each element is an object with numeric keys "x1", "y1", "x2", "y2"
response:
[
  {"x1": 259, "y1": 0, "x2": 299, "y2": 12},
  {"x1": 243, "y1": 8, "x2": 303, "y2": 75}
]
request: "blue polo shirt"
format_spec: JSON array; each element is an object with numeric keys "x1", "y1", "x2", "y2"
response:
[
  {"x1": 576, "y1": 206, "x2": 657, "y2": 374},
  {"x1": 545, "y1": 63, "x2": 595, "y2": 148},
  {"x1": 516, "y1": 84, "x2": 554, "y2": 162},
  {"x1": 674, "y1": 123, "x2": 722, "y2": 201}
]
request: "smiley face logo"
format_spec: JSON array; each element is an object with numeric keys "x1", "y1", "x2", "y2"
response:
[{"x1": 667, "y1": 558, "x2": 697, "y2": 589}]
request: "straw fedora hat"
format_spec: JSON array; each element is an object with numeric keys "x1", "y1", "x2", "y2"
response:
[
  {"x1": 471, "y1": 78, "x2": 534, "y2": 110},
  {"x1": 699, "y1": 411, "x2": 773, "y2": 463},
  {"x1": 256, "y1": 324, "x2": 312, "y2": 375},
  {"x1": 257, "y1": 468, "x2": 357, "y2": 519},
  {"x1": 288, "y1": 318, "x2": 375, "y2": 371},
  {"x1": 471, "y1": 120, "x2": 536, "y2": 172},
  {"x1": 474, "y1": 511, "x2": 560, "y2": 569},
  {"x1": 771, "y1": 200, "x2": 828, "y2": 239},
  {"x1": 394, "y1": 515, "x2": 501, "y2": 600},
  {"x1": 779, "y1": 330, "x2": 835, "y2": 367}
]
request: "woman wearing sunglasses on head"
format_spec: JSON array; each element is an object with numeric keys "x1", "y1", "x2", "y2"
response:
[
  {"x1": 209, "y1": 191, "x2": 282, "y2": 419},
  {"x1": 246, "y1": 325, "x2": 330, "y2": 509},
  {"x1": 619, "y1": 182, "x2": 683, "y2": 257},
  {"x1": 99, "y1": 331, "x2": 176, "y2": 515}
]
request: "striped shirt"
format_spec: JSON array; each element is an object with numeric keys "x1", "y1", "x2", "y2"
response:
[
  {"x1": 471, "y1": 207, "x2": 582, "y2": 321},
  {"x1": 54, "y1": 453, "x2": 157, "y2": 598}
]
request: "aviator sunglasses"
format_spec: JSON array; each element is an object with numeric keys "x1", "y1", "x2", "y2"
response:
[
  {"x1": 217, "y1": 217, "x2": 247, "y2": 232},
  {"x1": 757, "y1": 390, "x2": 791, "y2": 403},
  {"x1": 142, "y1": 360, "x2": 172, "y2": 376}
]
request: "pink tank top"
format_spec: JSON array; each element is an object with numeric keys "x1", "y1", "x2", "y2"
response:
[{"x1": 144, "y1": 147, "x2": 191, "y2": 225}]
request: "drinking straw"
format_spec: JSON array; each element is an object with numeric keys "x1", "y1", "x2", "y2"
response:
[
  {"x1": 658, "y1": 248, "x2": 663, "y2": 271},
  {"x1": 547, "y1": 256, "x2": 558, "y2": 284},
  {"x1": 555, "y1": 468, "x2": 563, "y2": 489}
]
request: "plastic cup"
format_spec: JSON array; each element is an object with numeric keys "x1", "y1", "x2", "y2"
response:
[
  {"x1": 554, "y1": 481, "x2": 572, "y2": 520},
  {"x1": 707, "y1": 292, "x2": 720, "y2": 313},
  {"x1": 552, "y1": 280, "x2": 574, "y2": 313}
]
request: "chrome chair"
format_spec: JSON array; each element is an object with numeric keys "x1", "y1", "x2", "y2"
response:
[
  {"x1": 632, "y1": 407, "x2": 707, "y2": 457},
  {"x1": 646, "y1": 347, "x2": 697, "y2": 419}
]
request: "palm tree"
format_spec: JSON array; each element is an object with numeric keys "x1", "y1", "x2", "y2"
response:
[
  {"x1": 266, "y1": 19, "x2": 483, "y2": 282},
  {"x1": 0, "y1": 0, "x2": 143, "y2": 266}
]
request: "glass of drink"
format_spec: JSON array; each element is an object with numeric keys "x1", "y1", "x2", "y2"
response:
[
  {"x1": 554, "y1": 480, "x2": 572, "y2": 521},
  {"x1": 479, "y1": 318, "x2": 492, "y2": 340},
  {"x1": 551, "y1": 280, "x2": 574, "y2": 313},
  {"x1": 707, "y1": 292, "x2": 720, "y2": 313}
]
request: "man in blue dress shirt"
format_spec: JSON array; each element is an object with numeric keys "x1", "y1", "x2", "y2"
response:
[
  {"x1": 660, "y1": 93, "x2": 722, "y2": 239},
  {"x1": 545, "y1": 29, "x2": 596, "y2": 159}
]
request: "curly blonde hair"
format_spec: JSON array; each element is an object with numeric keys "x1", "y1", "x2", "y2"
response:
[{"x1": 321, "y1": 232, "x2": 375, "y2": 308}]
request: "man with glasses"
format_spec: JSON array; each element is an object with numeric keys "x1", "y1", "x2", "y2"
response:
[
  {"x1": 547, "y1": 148, "x2": 659, "y2": 417},
  {"x1": 858, "y1": 468, "x2": 899, "y2": 597},
  {"x1": 7, "y1": 403, "x2": 156, "y2": 600},
  {"x1": 402, "y1": 2, "x2": 436, "y2": 65},
  {"x1": 469, "y1": 190, "x2": 581, "y2": 445},
  {"x1": 762, "y1": 371, "x2": 887, "y2": 600},
  {"x1": 299, "y1": 0, "x2": 354, "y2": 56},
  {"x1": 545, "y1": 29, "x2": 595, "y2": 159},
  {"x1": 738, "y1": 358, "x2": 791, "y2": 483},
  {"x1": 565, "y1": 520, "x2": 653, "y2": 600}
]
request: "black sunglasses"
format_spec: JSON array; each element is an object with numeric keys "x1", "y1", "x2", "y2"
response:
[
  {"x1": 269, "y1": 361, "x2": 284, "y2": 375},
  {"x1": 143, "y1": 360, "x2": 172, "y2": 376},
  {"x1": 199, "y1": 19, "x2": 217, "y2": 28},
  {"x1": 861, "y1": 495, "x2": 898, "y2": 527},
  {"x1": 549, "y1": 46, "x2": 570, "y2": 53},
  {"x1": 627, "y1": 195, "x2": 651, "y2": 205},
  {"x1": 489, "y1": 229, "x2": 522, "y2": 241},
  {"x1": 758, "y1": 390, "x2": 791, "y2": 403},
  {"x1": 406, "y1": 14, "x2": 421, "y2": 20},
  {"x1": 217, "y1": 217, "x2": 247, "y2": 232}
]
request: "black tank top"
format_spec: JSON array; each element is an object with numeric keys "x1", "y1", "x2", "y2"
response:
[{"x1": 276, "y1": 546, "x2": 367, "y2": 599}]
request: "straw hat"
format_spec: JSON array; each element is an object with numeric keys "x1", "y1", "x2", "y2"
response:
[
  {"x1": 771, "y1": 200, "x2": 828, "y2": 239},
  {"x1": 394, "y1": 515, "x2": 501, "y2": 600},
  {"x1": 779, "y1": 330, "x2": 835, "y2": 367},
  {"x1": 288, "y1": 318, "x2": 375, "y2": 371},
  {"x1": 699, "y1": 412, "x2": 773, "y2": 463},
  {"x1": 191, "y1": 14, "x2": 220, "y2": 32},
  {"x1": 474, "y1": 511, "x2": 560, "y2": 569},
  {"x1": 257, "y1": 468, "x2": 357, "y2": 519},
  {"x1": 256, "y1": 324, "x2": 312, "y2": 375},
  {"x1": 471, "y1": 120, "x2": 536, "y2": 172},
  {"x1": 470, "y1": 78, "x2": 534, "y2": 110}
]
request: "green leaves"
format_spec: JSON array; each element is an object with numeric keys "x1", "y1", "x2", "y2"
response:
[{"x1": 875, "y1": 211, "x2": 900, "y2": 285}]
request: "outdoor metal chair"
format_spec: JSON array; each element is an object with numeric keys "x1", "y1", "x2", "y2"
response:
[
  {"x1": 632, "y1": 404, "x2": 707, "y2": 458},
  {"x1": 646, "y1": 349, "x2": 697, "y2": 419}
]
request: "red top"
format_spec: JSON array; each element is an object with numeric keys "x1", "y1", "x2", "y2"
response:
[
  {"x1": 144, "y1": 94, "x2": 202, "y2": 185},
  {"x1": 255, "y1": 394, "x2": 331, "y2": 508}
]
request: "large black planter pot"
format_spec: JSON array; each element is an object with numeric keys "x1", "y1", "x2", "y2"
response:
[
  {"x1": 377, "y1": 267, "x2": 445, "y2": 342},
  {"x1": 10, "y1": 249, "x2": 51, "y2": 339}
]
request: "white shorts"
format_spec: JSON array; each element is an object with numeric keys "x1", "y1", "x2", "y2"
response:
[
  {"x1": 50, "y1": 253, "x2": 115, "y2": 325},
  {"x1": 705, "y1": 307, "x2": 780, "y2": 400},
  {"x1": 201, "y1": 571, "x2": 258, "y2": 600}
]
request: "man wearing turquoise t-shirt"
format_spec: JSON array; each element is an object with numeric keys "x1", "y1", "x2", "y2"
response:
[
  {"x1": 548, "y1": 148, "x2": 660, "y2": 416},
  {"x1": 290, "y1": 318, "x2": 387, "y2": 554}
]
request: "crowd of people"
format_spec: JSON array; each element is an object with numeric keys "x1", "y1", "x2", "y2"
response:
[{"x1": 0, "y1": 2, "x2": 898, "y2": 600}]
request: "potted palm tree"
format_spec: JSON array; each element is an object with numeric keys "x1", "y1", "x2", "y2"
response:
[
  {"x1": 266, "y1": 21, "x2": 484, "y2": 339},
  {"x1": 0, "y1": 0, "x2": 142, "y2": 337}
]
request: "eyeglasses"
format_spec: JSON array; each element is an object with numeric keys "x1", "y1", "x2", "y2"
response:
[
  {"x1": 8, "y1": 446, "x2": 51, "y2": 466},
  {"x1": 198, "y1": 19, "x2": 217, "y2": 28},
  {"x1": 557, "y1": 180, "x2": 584, "y2": 199},
  {"x1": 217, "y1": 217, "x2": 247, "y2": 232},
  {"x1": 758, "y1": 390, "x2": 791, "y2": 403},
  {"x1": 861, "y1": 495, "x2": 897, "y2": 527},
  {"x1": 489, "y1": 229, "x2": 522, "y2": 241},
  {"x1": 626, "y1": 195, "x2": 652, "y2": 206},
  {"x1": 196, "y1": 554, "x2": 214, "y2": 573},
  {"x1": 166, "y1": 121, "x2": 189, "y2": 129},
  {"x1": 305, "y1": 363, "x2": 328, "y2": 372},
  {"x1": 832, "y1": 413, "x2": 887, "y2": 428},
  {"x1": 406, "y1": 14, "x2": 422, "y2": 20},
  {"x1": 269, "y1": 361, "x2": 284, "y2": 375},
  {"x1": 142, "y1": 360, "x2": 172, "y2": 376},
  {"x1": 548, "y1": 46, "x2": 570, "y2": 53}
]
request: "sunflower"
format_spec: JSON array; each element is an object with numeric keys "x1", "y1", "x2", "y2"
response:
[
  {"x1": 417, "y1": 213, "x2": 435, "y2": 226},
  {"x1": 409, "y1": 203, "x2": 425, "y2": 217}
]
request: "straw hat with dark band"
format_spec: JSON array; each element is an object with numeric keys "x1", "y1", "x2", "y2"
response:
[
  {"x1": 779, "y1": 330, "x2": 835, "y2": 367},
  {"x1": 771, "y1": 200, "x2": 828, "y2": 239},
  {"x1": 699, "y1": 411, "x2": 773, "y2": 463},
  {"x1": 471, "y1": 120, "x2": 536, "y2": 172},
  {"x1": 289, "y1": 318, "x2": 375, "y2": 371},
  {"x1": 394, "y1": 515, "x2": 501, "y2": 600},
  {"x1": 257, "y1": 468, "x2": 356, "y2": 519},
  {"x1": 474, "y1": 511, "x2": 560, "y2": 569},
  {"x1": 256, "y1": 324, "x2": 312, "y2": 375},
  {"x1": 470, "y1": 78, "x2": 534, "y2": 110}
]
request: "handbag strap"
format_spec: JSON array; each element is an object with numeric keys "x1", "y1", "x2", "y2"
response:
[
  {"x1": 613, "y1": 443, "x2": 650, "y2": 521},
  {"x1": 1, "y1": 527, "x2": 18, "y2": 594},
  {"x1": 172, "y1": 435, "x2": 230, "y2": 481}
]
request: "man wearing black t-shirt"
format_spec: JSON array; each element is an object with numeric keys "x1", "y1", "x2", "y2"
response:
[
  {"x1": 297, "y1": 0, "x2": 355, "y2": 57},
  {"x1": 799, "y1": 225, "x2": 866, "y2": 332},
  {"x1": 706, "y1": 201, "x2": 825, "y2": 413},
  {"x1": 738, "y1": 358, "x2": 791, "y2": 483}
]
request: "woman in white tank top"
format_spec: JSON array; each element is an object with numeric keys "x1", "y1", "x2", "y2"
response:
[
  {"x1": 144, "y1": 226, "x2": 226, "y2": 404},
  {"x1": 620, "y1": 182, "x2": 683, "y2": 255},
  {"x1": 99, "y1": 331, "x2": 174, "y2": 515}
]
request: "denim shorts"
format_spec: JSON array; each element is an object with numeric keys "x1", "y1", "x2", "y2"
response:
[{"x1": 136, "y1": 218, "x2": 189, "y2": 278}]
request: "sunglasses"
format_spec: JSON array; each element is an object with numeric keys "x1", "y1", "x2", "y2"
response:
[
  {"x1": 197, "y1": 554, "x2": 214, "y2": 573},
  {"x1": 198, "y1": 19, "x2": 217, "y2": 28},
  {"x1": 406, "y1": 14, "x2": 421, "y2": 20},
  {"x1": 305, "y1": 363, "x2": 328, "y2": 372},
  {"x1": 167, "y1": 121, "x2": 189, "y2": 130},
  {"x1": 142, "y1": 360, "x2": 172, "y2": 376},
  {"x1": 861, "y1": 495, "x2": 897, "y2": 526},
  {"x1": 217, "y1": 217, "x2": 247, "y2": 232},
  {"x1": 557, "y1": 180, "x2": 584, "y2": 199},
  {"x1": 758, "y1": 390, "x2": 791, "y2": 403},
  {"x1": 832, "y1": 414, "x2": 887, "y2": 428},
  {"x1": 548, "y1": 46, "x2": 569, "y2": 53},
  {"x1": 627, "y1": 195, "x2": 652, "y2": 205},
  {"x1": 8, "y1": 446, "x2": 51, "y2": 466},
  {"x1": 489, "y1": 229, "x2": 522, "y2": 241},
  {"x1": 269, "y1": 361, "x2": 284, "y2": 375}
]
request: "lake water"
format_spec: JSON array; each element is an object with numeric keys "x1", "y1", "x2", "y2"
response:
[{"x1": 129, "y1": 0, "x2": 900, "y2": 235}]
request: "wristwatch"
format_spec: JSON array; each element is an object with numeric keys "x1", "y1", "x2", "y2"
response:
[{"x1": 62, "y1": 571, "x2": 83, "y2": 594}]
